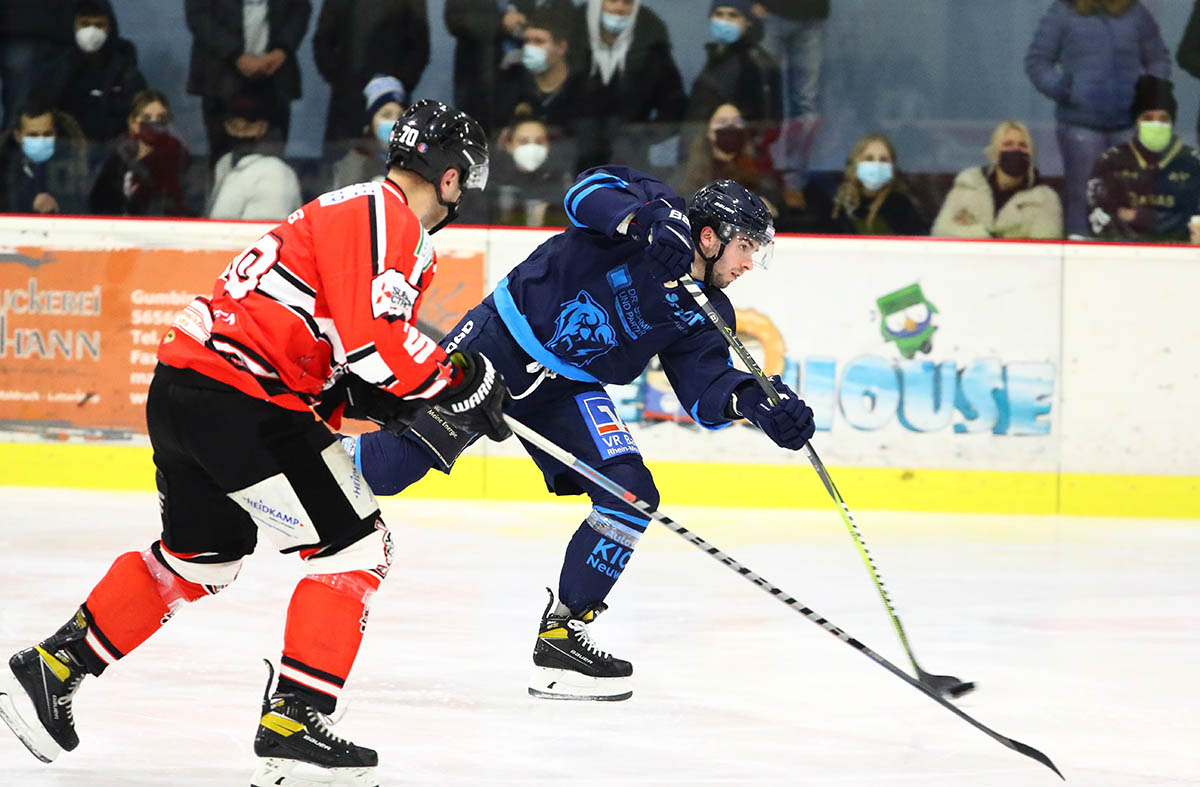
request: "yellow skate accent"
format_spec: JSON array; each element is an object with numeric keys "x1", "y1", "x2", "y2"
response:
[
  {"x1": 34, "y1": 646, "x2": 70, "y2": 682},
  {"x1": 539, "y1": 628, "x2": 569, "y2": 640},
  {"x1": 260, "y1": 712, "x2": 305, "y2": 737}
]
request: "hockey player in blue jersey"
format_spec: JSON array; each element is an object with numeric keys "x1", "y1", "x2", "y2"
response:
[{"x1": 340, "y1": 168, "x2": 816, "y2": 700}]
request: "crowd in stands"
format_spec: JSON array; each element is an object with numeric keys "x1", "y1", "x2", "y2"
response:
[{"x1": 3, "y1": 0, "x2": 1200, "y2": 244}]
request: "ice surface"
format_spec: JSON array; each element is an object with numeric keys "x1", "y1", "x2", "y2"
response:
[{"x1": 0, "y1": 487, "x2": 1196, "y2": 786}]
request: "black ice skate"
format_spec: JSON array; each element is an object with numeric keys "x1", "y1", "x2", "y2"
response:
[
  {"x1": 251, "y1": 661, "x2": 379, "y2": 787},
  {"x1": 528, "y1": 588, "x2": 633, "y2": 701},
  {"x1": 0, "y1": 609, "x2": 90, "y2": 763}
]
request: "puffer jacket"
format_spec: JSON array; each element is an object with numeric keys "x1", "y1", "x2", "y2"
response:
[
  {"x1": 1025, "y1": 0, "x2": 1170, "y2": 130},
  {"x1": 932, "y1": 166, "x2": 1063, "y2": 240}
]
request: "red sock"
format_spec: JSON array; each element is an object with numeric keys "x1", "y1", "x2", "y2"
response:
[
  {"x1": 82, "y1": 548, "x2": 210, "y2": 669},
  {"x1": 278, "y1": 570, "x2": 381, "y2": 713}
]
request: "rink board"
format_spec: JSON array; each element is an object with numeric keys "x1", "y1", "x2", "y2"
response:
[{"x1": 0, "y1": 218, "x2": 1197, "y2": 517}]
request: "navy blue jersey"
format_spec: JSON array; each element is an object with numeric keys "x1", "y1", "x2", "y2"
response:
[{"x1": 488, "y1": 166, "x2": 751, "y2": 428}]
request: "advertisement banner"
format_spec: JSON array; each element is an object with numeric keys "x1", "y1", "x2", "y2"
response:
[{"x1": 0, "y1": 223, "x2": 484, "y2": 437}]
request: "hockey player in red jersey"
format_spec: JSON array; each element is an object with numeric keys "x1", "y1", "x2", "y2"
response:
[{"x1": 0, "y1": 99, "x2": 511, "y2": 786}]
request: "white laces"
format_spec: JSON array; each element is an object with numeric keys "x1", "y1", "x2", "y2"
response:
[
  {"x1": 307, "y1": 708, "x2": 349, "y2": 746},
  {"x1": 567, "y1": 619, "x2": 612, "y2": 660}
]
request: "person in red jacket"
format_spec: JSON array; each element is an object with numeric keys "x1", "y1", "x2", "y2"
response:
[{"x1": 0, "y1": 100, "x2": 511, "y2": 787}]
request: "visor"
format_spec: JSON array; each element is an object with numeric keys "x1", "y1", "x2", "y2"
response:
[{"x1": 719, "y1": 221, "x2": 775, "y2": 269}]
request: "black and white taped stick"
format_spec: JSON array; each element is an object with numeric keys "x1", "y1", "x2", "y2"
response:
[
  {"x1": 504, "y1": 414, "x2": 1062, "y2": 780},
  {"x1": 678, "y1": 273, "x2": 976, "y2": 700}
]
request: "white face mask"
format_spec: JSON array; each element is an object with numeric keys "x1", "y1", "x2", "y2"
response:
[
  {"x1": 75, "y1": 26, "x2": 108, "y2": 53},
  {"x1": 512, "y1": 142, "x2": 549, "y2": 172}
]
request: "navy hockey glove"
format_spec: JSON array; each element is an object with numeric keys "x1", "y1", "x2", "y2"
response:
[
  {"x1": 732, "y1": 377, "x2": 815, "y2": 451},
  {"x1": 628, "y1": 198, "x2": 694, "y2": 280},
  {"x1": 432, "y1": 350, "x2": 514, "y2": 441}
]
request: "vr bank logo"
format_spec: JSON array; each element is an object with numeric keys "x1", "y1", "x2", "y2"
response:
[{"x1": 577, "y1": 393, "x2": 640, "y2": 460}]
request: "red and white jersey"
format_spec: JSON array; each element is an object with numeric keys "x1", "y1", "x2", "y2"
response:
[{"x1": 159, "y1": 179, "x2": 452, "y2": 414}]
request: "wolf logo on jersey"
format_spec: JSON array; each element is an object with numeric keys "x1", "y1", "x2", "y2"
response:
[{"x1": 545, "y1": 290, "x2": 618, "y2": 365}]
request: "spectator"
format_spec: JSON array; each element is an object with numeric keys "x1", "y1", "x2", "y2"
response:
[
  {"x1": 0, "y1": 102, "x2": 88, "y2": 214},
  {"x1": 494, "y1": 9, "x2": 583, "y2": 132},
  {"x1": 687, "y1": 1, "x2": 781, "y2": 126},
  {"x1": 932, "y1": 121, "x2": 1063, "y2": 240},
  {"x1": 330, "y1": 75, "x2": 406, "y2": 191},
  {"x1": 89, "y1": 89, "x2": 192, "y2": 216},
  {"x1": 571, "y1": 0, "x2": 687, "y2": 169},
  {"x1": 679, "y1": 102, "x2": 780, "y2": 217},
  {"x1": 313, "y1": 0, "x2": 428, "y2": 145},
  {"x1": 826, "y1": 133, "x2": 926, "y2": 236},
  {"x1": 445, "y1": 0, "x2": 574, "y2": 134},
  {"x1": 751, "y1": 0, "x2": 828, "y2": 209},
  {"x1": 1087, "y1": 75, "x2": 1200, "y2": 242},
  {"x1": 184, "y1": 0, "x2": 312, "y2": 160},
  {"x1": 38, "y1": 0, "x2": 146, "y2": 146},
  {"x1": 483, "y1": 114, "x2": 572, "y2": 227},
  {"x1": 0, "y1": 1, "x2": 73, "y2": 128},
  {"x1": 206, "y1": 93, "x2": 301, "y2": 221},
  {"x1": 1175, "y1": 0, "x2": 1200, "y2": 142},
  {"x1": 1025, "y1": 0, "x2": 1170, "y2": 238}
]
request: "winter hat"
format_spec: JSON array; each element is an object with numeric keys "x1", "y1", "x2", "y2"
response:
[
  {"x1": 710, "y1": 0, "x2": 753, "y2": 16},
  {"x1": 363, "y1": 75, "x2": 407, "y2": 121},
  {"x1": 1130, "y1": 74, "x2": 1177, "y2": 122}
]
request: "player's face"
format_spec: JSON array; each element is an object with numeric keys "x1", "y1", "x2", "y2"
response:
[{"x1": 711, "y1": 233, "x2": 758, "y2": 289}]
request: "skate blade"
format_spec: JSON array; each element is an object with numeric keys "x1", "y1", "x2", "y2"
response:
[
  {"x1": 0, "y1": 667, "x2": 62, "y2": 763},
  {"x1": 527, "y1": 666, "x2": 632, "y2": 701},
  {"x1": 250, "y1": 757, "x2": 378, "y2": 787}
]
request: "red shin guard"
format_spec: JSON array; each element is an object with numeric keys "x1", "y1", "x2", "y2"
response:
[
  {"x1": 82, "y1": 549, "x2": 210, "y2": 665},
  {"x1": 279, "y1": 570, "x2": 382, "y2": 710}
]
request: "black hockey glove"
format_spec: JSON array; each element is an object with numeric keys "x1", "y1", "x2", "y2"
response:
[
  {"x1": 314, "y1": 373, "x2": 422, "y2": 434},
  {"x1": 431, "y1": 350, "x2": 514, "y2": 441},
  {"x1": 731, "y1": 377, "x2": 815, "y2": 451},
  {"x1": 627, "y1": 198, "x2": 694, "y2": 281}
]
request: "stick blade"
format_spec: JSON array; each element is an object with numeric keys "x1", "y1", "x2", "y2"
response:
[
  {"x1": 918, "y1": 670, "x2": 977, "y2": 700},
  {"x1": 1010, "y1": 737, "x2": 1065, "y2": 780}
]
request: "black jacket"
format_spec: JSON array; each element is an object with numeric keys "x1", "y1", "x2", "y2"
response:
[
  {"x1": 40, "y1": 1, "x2": 146, "y2": 144},
  {"x1": 756, "y1": 0, "x2": 830, "y2": 21},
  {"x1": 0, "y1": 120, "x2": 89, "y2": 215},
  {"x1": 687, "y1": 36, "x2": 781, "y2": 124},
  {"x1": 0, "y1": 0, "x2": 73, "y2": 41},
  {"x1": 314, "y1": 0, "x2": 429, "y2": 142},
  {"x1": 444, "y1": 0, "x2": 574, "y2": 134},
  {"x1": 1087, "y1": 137, "x2": 1200, "y2": 242},
  {"x1": 184, "y1": 0, "x2": 312, "y2": 101}
]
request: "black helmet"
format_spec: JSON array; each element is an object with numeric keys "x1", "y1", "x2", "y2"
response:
[
  {"x1": 387, "y1": 99, "x2": 489, "y2": 231},
  {"x1": 688, "y1": 179, "x2": 775, "y2": 266}
]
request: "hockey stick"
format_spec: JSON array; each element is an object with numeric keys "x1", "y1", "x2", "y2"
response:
[
  {"x1": 504, "y1": 415, "x2": 1062, "y2": 779},
  {"x1": 678, "y1": 273, "x2": 975, "y2": 700}
]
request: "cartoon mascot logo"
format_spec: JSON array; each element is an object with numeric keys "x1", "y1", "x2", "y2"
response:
[{"x1": 546, "y1": 290, "x2": 618, "y2": 366}]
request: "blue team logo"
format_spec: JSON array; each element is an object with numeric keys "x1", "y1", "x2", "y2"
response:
[
  {"x1": 576, "y1": 392, "x2": 640, "y2": 460},
  {"x1": 546, "y1": 290, "x2": 618, "y2": 366}
]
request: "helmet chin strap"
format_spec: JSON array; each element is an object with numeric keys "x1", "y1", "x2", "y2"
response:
[
  {"x1": 697, "y1": 238, "x2": 727, "y2": 287},
  {"x1": 428, "y1": 175, "x2": 462, "y2": 234}
]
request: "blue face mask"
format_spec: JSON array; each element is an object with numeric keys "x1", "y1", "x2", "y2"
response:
[
  {"x1": 710, "y1": 18, "x2": 741, "y2": 45},
  {"x1": 375, "y1": 120, "x2": 393, "y2": 148},
  {"x1": 601, "y1": 11, "x2": 631, "y2": 35},
  {"x1": 522, "y1": 44, "x2": 550, "y2": 74},
  {"x1": 856, "y1": 160, "x2": 894, "y2": 191},
  {"x1": 22, "y1": 135, "x2": 55, "y2": 164}
]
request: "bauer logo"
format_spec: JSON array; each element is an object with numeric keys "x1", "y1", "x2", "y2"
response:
[{"x1": 576, "y1": 392, "x2": 639, "y2": 460}]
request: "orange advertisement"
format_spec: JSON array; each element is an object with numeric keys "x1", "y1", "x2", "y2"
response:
[{"x1": 0, "y1": 245, "x2": 485, "y2": 437}]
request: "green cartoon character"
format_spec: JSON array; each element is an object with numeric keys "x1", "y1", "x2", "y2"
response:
[{"x1": 877, "y1": 283, "x2": 938, "y2": 359}]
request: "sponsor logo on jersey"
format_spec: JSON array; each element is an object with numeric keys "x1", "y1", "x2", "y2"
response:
[
  {"x1": 664, "y1": 292, "x2": 705, "y2": 333},
  {"x1": 586, "y1": 537, "x2": 632, "y2": 578},
  {"x1": 371, "y1": 269, "x2": 421, "y2": 321},
  {"x1": 606, "y1": 264, "x2": 651, "y2": 340},
  {"x1": 545, "y1": 290, "x2": 617, "y2": 366},
  {"x1": 576, "y1": 392, "x2": 639, "y2": 460}
]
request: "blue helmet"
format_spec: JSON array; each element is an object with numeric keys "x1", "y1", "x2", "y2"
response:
[{"x1": 687, "y1": 180, "x2": 775, "y2": 281}]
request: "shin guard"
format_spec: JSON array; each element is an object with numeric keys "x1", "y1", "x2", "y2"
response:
[{"x1": 278, "y1": 570, "x2": 382, "y2": 714}]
